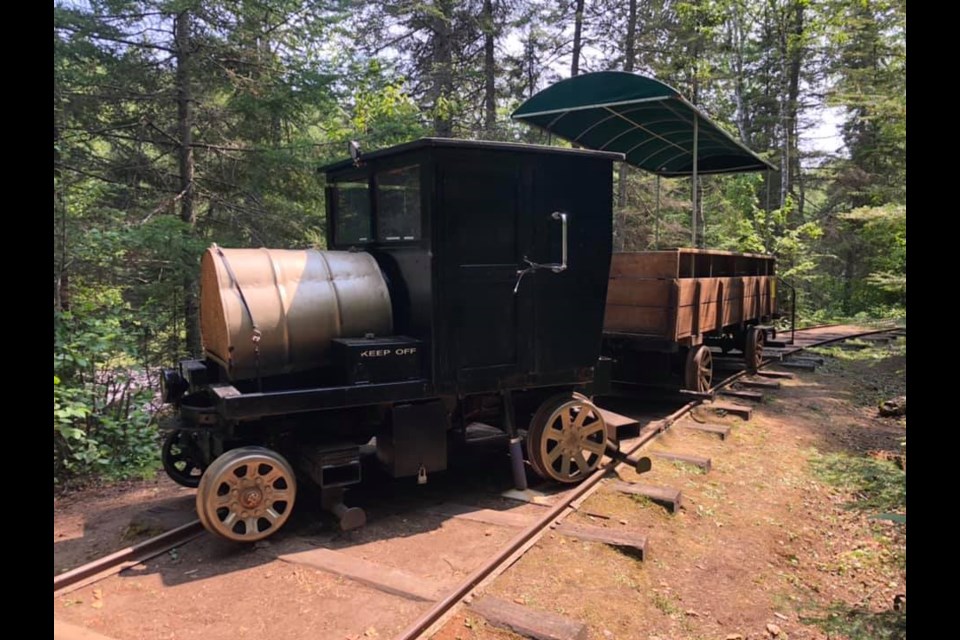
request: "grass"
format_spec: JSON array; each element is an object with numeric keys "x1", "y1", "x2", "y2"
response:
[
  {"x1": 810, "y1": 452, "x2": 906, "y2": 515},
  {"x1": 652, "y1": 591, "x2": 682, "y2": 617},
  {"x1": 801, "y1": 603, "x2": 905, "y2": 640}
]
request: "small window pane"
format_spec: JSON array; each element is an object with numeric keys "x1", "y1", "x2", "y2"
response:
[
  {"x1": 335, "y1": 182, "x2": 372, "y2": 244},
  {"x1": 376, "y1": 166, "x2": 420, "y2": 242}
]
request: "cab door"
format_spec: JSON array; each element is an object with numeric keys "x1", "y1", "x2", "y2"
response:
[{"x1": 439, "y1": 155, "x2": 533, "y2": 387}]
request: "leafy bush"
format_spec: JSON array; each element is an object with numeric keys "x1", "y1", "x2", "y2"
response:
[{"x1": 54, "y1": 302, "x2": 161, "y2": 487}]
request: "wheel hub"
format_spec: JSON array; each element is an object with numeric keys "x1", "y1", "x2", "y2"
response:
[{"x1": 240, "y1": 487, "x2": 263, "y2": 510}]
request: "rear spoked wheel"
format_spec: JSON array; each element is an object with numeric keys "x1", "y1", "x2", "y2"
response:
[
  {"x1": 526, "y1": 393, "x2": 607, "y2": 484},
  {"x1": 744, "y1": 326, "x2": 765, "y2": 373},
  {"x1": 684, "y1": 345, "x2": 714, "y2": 392}
]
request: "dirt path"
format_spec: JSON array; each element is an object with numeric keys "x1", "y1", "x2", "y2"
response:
[{"x1": 54, "y1": 336, "x2": 906, "y2": 640}]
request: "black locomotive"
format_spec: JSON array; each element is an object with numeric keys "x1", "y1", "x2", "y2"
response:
[{"x1": 160, "y1": 138, "x2": 624, "y2": 541}]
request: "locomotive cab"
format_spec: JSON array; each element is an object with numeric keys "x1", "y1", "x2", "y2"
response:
[{"x1": 161, "y1": 138, "x2": 624, "y2": 542}]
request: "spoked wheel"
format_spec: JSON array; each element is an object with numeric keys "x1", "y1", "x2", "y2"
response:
[
  {"x1": 196, "y1": 446, "x2": 296, "y2": 542},
  {"x1": 162, "y1": 430, "x2": 207, "y2": 488},
  {"x1": 526, "y1": 393, "x2": 608, "y2": 484},
  {"x1": 744, "y1": 326, "x2": 765, "y2": 373},
  {"x1": 684, "y1": 345, "x2": 714, "y2": 392}
]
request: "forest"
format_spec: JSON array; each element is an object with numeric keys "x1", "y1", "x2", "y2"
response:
[{"x1": 53, "y1": 0, "x2": 905, "y2": 484}]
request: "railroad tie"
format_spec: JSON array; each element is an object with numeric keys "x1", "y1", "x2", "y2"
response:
[
  {"x1": 469, "y1": 596, "x2": 589, "y2": 640},
  {"x1": 719, "y1": 389, "x2": 764, "y2": 403},
  {"x1": 739, "y1": 378, "x2": 781, "y2": 390},
  {"x1": 650, "y1": 450, "x2": 712, "y2": 472},
  {"x1": 606, "y1": 479, "x2": 683, "y2": 514},
  {"x1": 778, "y1": 360, "x2": 817, "y2": 371},
  {"x1": 704, "y1": 401, "x2": 753, "y2": 420},
  {"x1": 277, "y1": 547, "x2": 448, "y2": 602},
  {"x1": 552, "y1": 522, "x2": 647, "y2": 560},
  {"x1": 756, "y1": 370, "x2": 794, "y2": 380},
  {"x1": 675, "y1": 421, "x2": 731, "y2": 440}
]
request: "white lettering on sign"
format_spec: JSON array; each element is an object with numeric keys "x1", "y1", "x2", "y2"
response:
[{"x1": 360, "y1": 347, "x2": 418, "y2": 358}]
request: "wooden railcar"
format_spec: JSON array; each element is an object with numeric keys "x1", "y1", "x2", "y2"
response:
[{"x1": 602, "y1": 249, "x2": 778, "y2": 392}]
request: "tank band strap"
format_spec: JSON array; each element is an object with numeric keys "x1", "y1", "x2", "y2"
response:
[{"x1": 213, "y1": 244, "x2": 263, "y2": 390}]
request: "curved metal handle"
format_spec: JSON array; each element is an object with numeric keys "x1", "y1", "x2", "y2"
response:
[
  {"x1": 550, "y1": 211, "x2": 568, "y2": 273},
  {"x1": 513, "y1": 211, "x2": 569, "y2": 294}
]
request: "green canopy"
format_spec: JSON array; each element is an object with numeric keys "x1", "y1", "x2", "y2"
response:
[{"x1": 512, "y1": 71, "x2": 774, "y2": 177}]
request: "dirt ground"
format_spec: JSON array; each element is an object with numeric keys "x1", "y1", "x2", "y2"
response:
[{"x1": 54, "y1": 336, "x2": 906, "y2": 640}]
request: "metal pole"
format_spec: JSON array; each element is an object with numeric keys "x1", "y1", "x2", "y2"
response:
[
  {"x1": 765, "y1": 169, "x2": 772, "y2": 212},
  {"x1": 692, "y1": 114, "x2": 699, "y2": 248},
  {"x1": 655, "y1": 175, "x2": 661, "y2": 250}
]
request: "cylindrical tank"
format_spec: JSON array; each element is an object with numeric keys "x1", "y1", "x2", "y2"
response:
[{"x1": 200, "y1": 246, "x2": 393, "y2": 380}]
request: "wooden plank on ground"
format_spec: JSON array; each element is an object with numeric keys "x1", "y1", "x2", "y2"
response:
[
  {"x1": 469, "y1": 596, "x2": 589, "y2": 640},
  {"x1": 278, "y1": 548, "x2": 445, "y2": 602},
  {"x1": 651, "y1": 451, "x2": 712, "y2": 472},
  {"x1": 740, "y1": 379, "x2": 781, "y2": 390},
  {"x1": 606, "y1": 480, "x2": 682, "y2": 513},
  {"x1": 676, "y1": 421, "x2": 731, "y2": 440},
  {"x1": 423, "y1": 503, "x2": 535, "y2": 528},
  {"x1": 757, "y1": 370, "x2": 794, "y2": 379},
  {"x1": 552, "y1": 523, "x2": 647, "y2": 559},
  {"x1": 719, "y1": 389, "x2": 764, "y2": 403},
  {"x1": 705, "y1": 401, "x2": 753, "y2": 420}
]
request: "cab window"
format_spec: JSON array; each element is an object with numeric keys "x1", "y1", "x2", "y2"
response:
[
  {"x1": 334, "y1": 182, "x2": 372, "y2": 245},
  {"x1": 376, "y1": 166, "x2": 420, "y2": 242}
]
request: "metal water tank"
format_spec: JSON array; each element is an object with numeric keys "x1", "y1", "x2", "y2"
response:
[{"x1": 200, "y1": 246, "x2": 393, "y2": 379}]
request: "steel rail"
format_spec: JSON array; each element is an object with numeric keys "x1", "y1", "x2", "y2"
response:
[
  {"x1": 53, "y1": 520, "x2": 204, "y2": 596},
  {"x1": 394, "y1": 399, "x2": 698, "y2": 640}
]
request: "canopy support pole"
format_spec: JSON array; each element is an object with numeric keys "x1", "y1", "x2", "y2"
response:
[
  {"x1": 655, "y1": 175, "x2": 661, "y2": 250},
  {"x1": 765, "y1": 170, "x2": 772, "y2": 212},
  {"x1": 692, "y1": 114, "x2": 699, "y2": 248}
]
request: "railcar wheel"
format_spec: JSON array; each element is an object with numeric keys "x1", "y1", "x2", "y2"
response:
[
  {"x1": 162, "y1": 430, "x2": 207, "y2": 488},
  {"x1": 744, "y1": 326, "x2": 765, "y2": 373},
  {"x1": 526, "y1": 393, "x2": 607, "y2": 484},
  {"x1": 684, "y1": 345, "x2": 714, "y2": 392},
  {"x1": 196, "y1": 446, "x2": 296, "y2": 543}
]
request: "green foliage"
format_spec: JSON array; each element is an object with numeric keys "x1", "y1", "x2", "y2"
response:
[
  {"x1": 54, "y1": 306, "x2": 160, "y2": 486},
  {"x1": 54, "y1": 0, "x2": 906, "y2": 488}
]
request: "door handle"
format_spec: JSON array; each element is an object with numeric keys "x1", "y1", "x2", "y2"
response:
[{"x1": 513, "y1": 211, "x2": 569, "y2": 294}]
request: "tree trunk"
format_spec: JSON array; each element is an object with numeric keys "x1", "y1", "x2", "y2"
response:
[
  {"x1": 429, "y1": 2, "x2": 455, "y2": 137},
  {"x1": 482, "y1": 0, "x2": 496, "y2": 136},
  {"x1": 786, "y1": 0, "x2": 804, "y2": 216},
  {"x1": 175, "y1": 10, "x2": 201, "y2": 356},
  {"x1": 571, "y1": 0, "x2": 584, "y2": 77}
]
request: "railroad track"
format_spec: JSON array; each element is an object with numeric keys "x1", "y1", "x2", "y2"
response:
[{"x1": 53, "y1": 322, "x2": 904, "y2": 640}]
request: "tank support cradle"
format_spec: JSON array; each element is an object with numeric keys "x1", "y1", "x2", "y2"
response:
[{"x1": 320, "y1": 487, "x2": 366, "y2": 531}]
